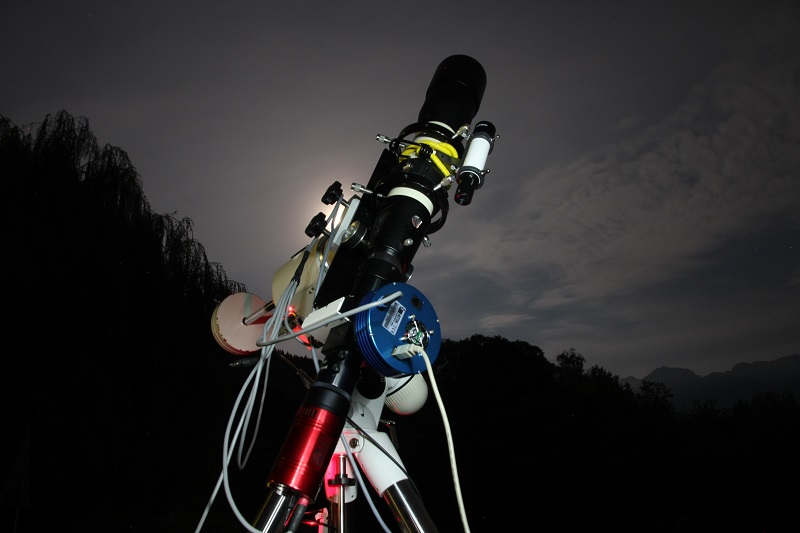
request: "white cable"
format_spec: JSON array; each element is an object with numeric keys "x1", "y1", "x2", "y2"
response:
[
  {"x1": 221, "y1": 359, "x2": 272, "y2": 533},
  {"x1": 195, "y1": 355, "x2": 267, "y2": 533},
  {"x1": 236, "y1": 275, "x2": 299, "y2": 468},
  {"x1": 236, "y1": 329, "x2": 277, "y2": 468},
  {"x1": 196, "y1": 271, "x2": 301, "y2": 532},
  {"x1": 419, "y1": 348, "x2": 472, "y2": 533}
]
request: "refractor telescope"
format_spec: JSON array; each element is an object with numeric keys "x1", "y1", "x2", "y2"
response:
[{"x1": 208, "y1": 54, "x2": 497, "y2": 533}]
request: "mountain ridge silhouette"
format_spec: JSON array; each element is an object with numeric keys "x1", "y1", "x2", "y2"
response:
[{"x1": 620, "y1": 353, "x2": 800, "y2": 409}]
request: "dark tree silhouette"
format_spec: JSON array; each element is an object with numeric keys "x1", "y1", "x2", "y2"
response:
[
  {"x1": 555, "y1": 346, "x2": 585, "y2": 378},
  {"x1": 1, "y1": 111, "x2": 247, "y2": 531}
]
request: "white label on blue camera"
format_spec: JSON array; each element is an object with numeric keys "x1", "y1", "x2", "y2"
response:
[{"x1": 382, "y1": 300, "x2": 406, "y2": 335}]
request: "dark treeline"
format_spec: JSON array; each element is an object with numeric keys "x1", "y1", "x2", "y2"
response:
[
  {"x1": 1, "y1": 112, "x2": 798, "y2": 532},
  {"x1": 1, "y1": 111, "x2": 247, "y2": 531}
]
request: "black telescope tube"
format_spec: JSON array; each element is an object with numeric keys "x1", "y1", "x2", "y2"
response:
[
  {"x1": 254, "y1": 56, "x2": 489, "y2": 532},
  {"x1": 418, "y1": 54, "x2": 487, "y2": 133}
]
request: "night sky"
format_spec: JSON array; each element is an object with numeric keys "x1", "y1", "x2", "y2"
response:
[{"x1": 2, "y1": 1, "x2": 799, "y2": 379}]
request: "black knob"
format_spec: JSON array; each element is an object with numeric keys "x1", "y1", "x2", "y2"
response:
[
  {"x1": 305, "y1": 212, "x2": 328, "y2": 238},
  {"x1": 322, "y1": 181, "x2": 343, "y2": 205}
]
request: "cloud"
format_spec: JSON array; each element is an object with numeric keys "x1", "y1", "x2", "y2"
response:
[{"x1": 463, "y1": 52, "x2": 798, "y2": 303}]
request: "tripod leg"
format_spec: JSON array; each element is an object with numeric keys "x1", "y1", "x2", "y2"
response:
[
  {"x1": 355, "y1": 431, "x2": 439, "y2": 533},
  {"x1": 383, "y1": 479, "x2": 439, "y2": 533}
]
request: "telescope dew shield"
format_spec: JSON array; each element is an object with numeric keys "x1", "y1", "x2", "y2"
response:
[{"x1": 418, "y1": 55, "x2": 487, "y2": 135}]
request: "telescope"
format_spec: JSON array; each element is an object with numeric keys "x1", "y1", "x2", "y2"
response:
[{"x1": 205, "y1": 54, "x2": 497, "y2": 532}]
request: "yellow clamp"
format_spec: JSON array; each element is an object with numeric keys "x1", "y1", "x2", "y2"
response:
[{"x1": 401, "y1": 140, "x2": 458, "y2": 179}]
